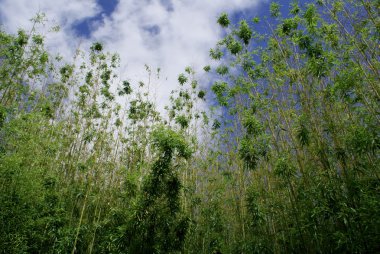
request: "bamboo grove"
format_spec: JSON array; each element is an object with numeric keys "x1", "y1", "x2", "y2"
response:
[{"x1": 0, "y1": 0, "x2": 379, "y2": 253}]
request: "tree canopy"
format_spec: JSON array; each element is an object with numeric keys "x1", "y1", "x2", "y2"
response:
[{"x1": 0, "y1": 1, "x2": 379, "y2": 253}]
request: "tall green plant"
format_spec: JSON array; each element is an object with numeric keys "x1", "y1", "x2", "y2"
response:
[{"x1": 207, "y1": 1, "x2": 379, "y2": 252}]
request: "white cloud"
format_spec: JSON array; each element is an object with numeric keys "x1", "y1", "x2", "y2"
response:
[
  {"x1": 0, "y1": 0, "x2": 100, "y2": 60},
  {"x1": 0, "y1": 0, "x2": 263, "y2": 112}
]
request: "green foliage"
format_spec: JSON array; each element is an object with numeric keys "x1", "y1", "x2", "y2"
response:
[
  {"x1": 151, "y1": 125, "x2": 192, "y2": 159},
  {"x1": 120, "y1": 125, "x2": 192, "y2": 253},
  {"x1": 242, "y1": 114, "x2": 263, "y2": 135},
  {"x1": 90, "y1": 42, "x2": 103, "y2": 52},
  {"x1": 274, "y1": 156, "x2": 295, "y2": 178},
  {"x1": 270, "y1": 2, "x2": 281, "y2": 17},
  {"x1": 215, "y1": 65, "x2": 228, "y2": 76},
  {"x1": 175, "y1": 114, "x2": 190, "y2": 129},
  {"x1": 209, "y1": 48, "x2": 223, "y2": 60},
  {"x1": 60, "y1": 64, "x2": 74, "y2": 83},
  {"x1": 226, "y1": 38, "x2": 242, "y2": 55},
  {"x1": 197, "y1": 90, "x2": 206, "y2": 99},
  {"x1": 238, "y1": 135, "x2": 268, "y2": 170},
  {"x1": 203, "y1": 65, "x2": 211, "y2": 72},
  {"x1": 208, "y1": 0, "x2": 380, "y2": 252},
  {"x1": 304, "y1": 4, "x2": 318, "y2": 32},
  {"x1": 1, "y1": 2, "x2": 379, "y2": 253},
  {"x1": 211, "y1": 81, "x2": 229, "y2": 106},
  {"x1": 237, "y1": 20, "x2": 252, "y2": 45},
  {"x1": 296, "y1": 115, "x2": 310, "y2": 147},
  {"x1": 217, "y1": 13, "x2": 230, "y2": 27},
  {"x1": 212, "y1": 119, "x2": 221, "y2": 130},
  {"x1": 281, "y1": 18, "x2": 298, "y2": 36},
  {"x1": 178, "y1": 73, "x2": 188, "y2": 85},
  {"x1": 0, "y1": 106, "x2": 6, "y2": 128}
]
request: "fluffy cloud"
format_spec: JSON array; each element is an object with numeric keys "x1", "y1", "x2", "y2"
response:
[
  {"x1": 0, "y1": 0, "x2": 263, "y2": 111},
  {"x1": 0, "y1": 0, "x2": 100, "y2": 56}
]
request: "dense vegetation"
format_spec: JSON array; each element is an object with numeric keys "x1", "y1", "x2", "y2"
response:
[{"x1": 0, "y1": 0, "x2": 379, "y2": 253}]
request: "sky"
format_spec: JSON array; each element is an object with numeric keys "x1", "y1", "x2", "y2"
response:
[{"x1": 0, "y1": 0, "x2": 269, "y2": 111}]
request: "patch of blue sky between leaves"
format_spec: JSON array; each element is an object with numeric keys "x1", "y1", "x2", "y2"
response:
[{"x1": 72, "y1": 0, "x2": 118, "y2": 38}]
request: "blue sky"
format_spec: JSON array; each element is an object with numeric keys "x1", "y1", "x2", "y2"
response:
[
  {"x1": 0, "y1": 0, "x2": 311, "y2": 112},
  {"x1": 73, "y1": 0, "x2": 119, "y2": 37}
]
